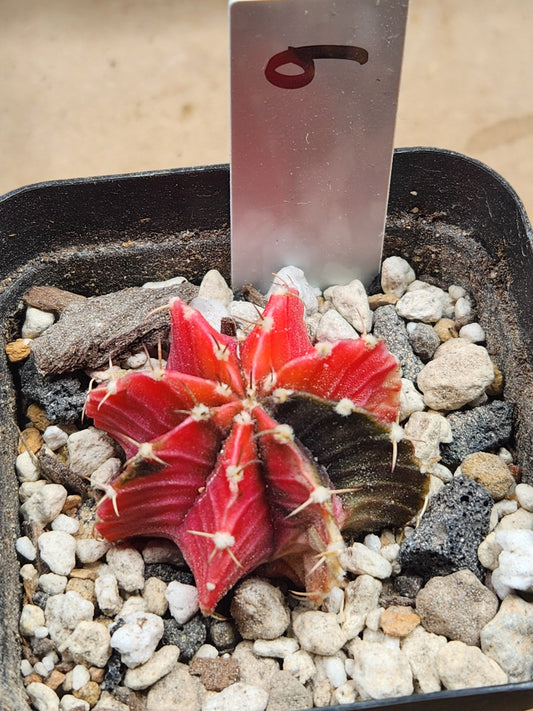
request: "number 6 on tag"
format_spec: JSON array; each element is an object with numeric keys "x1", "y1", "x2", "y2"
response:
[{"x1": 230, "y1": 0, "x2": 409, "y2": 291}]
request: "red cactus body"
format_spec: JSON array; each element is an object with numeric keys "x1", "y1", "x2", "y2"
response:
[{"x1": 85, "y1": 287, "x2": 426, "y2": 614}]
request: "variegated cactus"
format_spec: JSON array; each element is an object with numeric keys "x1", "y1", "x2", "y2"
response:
[{"x1": 85, "y1": 286, "x2": 427, "y2": 614}]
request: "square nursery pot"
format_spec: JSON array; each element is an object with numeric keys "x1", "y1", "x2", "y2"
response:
[{"x1": 1, "y1": 147, "x2": 533, "y2": 711}]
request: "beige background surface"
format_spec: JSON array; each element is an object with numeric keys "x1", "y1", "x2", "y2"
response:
[{"x1": 1, "y1": 0, "x2": 532, "y2": 220}]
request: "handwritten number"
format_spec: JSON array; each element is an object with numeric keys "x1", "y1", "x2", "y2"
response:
[{"x1": 265, "y1": 45, "x2": 369, "y2": 89}]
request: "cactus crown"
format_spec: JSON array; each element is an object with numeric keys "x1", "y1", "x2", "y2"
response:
[{"x1": 86, "y1": 286, "x2": 427, "y2": 614}]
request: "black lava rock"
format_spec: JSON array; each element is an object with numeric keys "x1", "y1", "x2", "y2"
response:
[
  {"x1": 103, "y1": 652, "x2": 124, "y2": 691},
  {"x1": 399, "y1": 475, "x2": 493, "y2": 581},
  {"x1": 440, "y1": 400, "x2": 514, "y2": 470},
  {"x1": 373, "y1": 305, "x2": 424, "y2": 381},
  {"x1": 143, "y1": 563, "x2": 194, "y2": 585},
  {"x1": 408, "y1": 323, "x2": 441, "y2": 362},
  {"x1": 20, "y1": 355, "x2": 88, "y2": 423},
  {"x1": 393, "y1": 574, "x2": 424, "y2": 599},
  {"x1": 162, "y1": 615, "x2": 207, "y2": 661}
]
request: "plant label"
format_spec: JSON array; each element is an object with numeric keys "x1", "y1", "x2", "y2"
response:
[{"x1": 230, "y1": 0, "x2": 409, "y2": 290}]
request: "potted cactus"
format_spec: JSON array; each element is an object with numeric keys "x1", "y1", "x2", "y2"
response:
[{"x1": 1, "y1": 148, "x2": 533, "y2": 711}]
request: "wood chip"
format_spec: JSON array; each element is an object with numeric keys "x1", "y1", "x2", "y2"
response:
[
  {"x1": 38, "y1": 446, "x2": 88, "y2": 497},
  {"x1": 240, "y1": 283, "x2": 267, "y2": 307},
  {"x1": 23, "y1": 285, "x2": 86, "y2": 314}
]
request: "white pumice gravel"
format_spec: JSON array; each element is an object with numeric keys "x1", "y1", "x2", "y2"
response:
[
  {"x1": 16, "y1": 535, "x2": 37, "y2": 561},
  {"x1": 20, "y1": 483, "x2": 68, "y2": 527},
  {"x1": 323, "y1": 279, "x2": 373, "y2": 333},
  {"x1": 16, "y1": 450, "x2": 40, "y2": 482},
  {"x1": 22, "y1": 306, "x2": 55, "y2": 339},
  {"x1": 380, "y1": 256, "x2": 416, "y2": 297},
  {"x1": 164, "y1": 580, "x2": 199, "y2": 624},
  {"x1": 267, "y1": 265, "x2": 320, "y2": 315},
  {"x1": 51, "y1": 513, "x2": 80, "y2": 535},
  {"x1": 198, "y1": 268, "x2": 234, "y2": 306},
  {"x1": 38, "y1": 531, "x2": 76, "y2": 576},
  {"x1": 188, "y1": 296, "x2": 230, "y2": 330},
  {"x1": 315, "y1": 308, "x2": 359, "y2": 342},
  {"x1": 42, "y1": 425, "x2": 69, "y2": 450},
  {"x1": 14, "y1": 260, "x2": 533, "y2": 709},
  {"x1": 110, "y1": 612, "x2": 164, "y2": 668}
]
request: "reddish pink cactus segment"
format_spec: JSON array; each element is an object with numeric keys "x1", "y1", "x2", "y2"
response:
[
  {"x1": 176, "y1": 417, "x2": 274, "y2": 612},
  {"x1": 167, "y1": 299, "x2": 244, "y2": 396},
  {"x1": 275, "y1": 338, "x2": 400, "y2": 423},
  {"x1": 96, "y1": 417, "x2": 221, "y2": 542},
  {"x1": 85, "y1": 286, "x2": 424, "y2": 614},
  {"x1": 87, "y1": 370, "x2": 238, "y2": 458},
  {"x1": 240, "y1": 288, "x2": 313, "y2": 392}
]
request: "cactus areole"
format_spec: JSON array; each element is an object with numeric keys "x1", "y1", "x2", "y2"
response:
[{"x1": 85, "y1": 286, "x2": 427, "y2": 614}]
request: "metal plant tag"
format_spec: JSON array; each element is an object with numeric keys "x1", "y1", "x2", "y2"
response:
[{"x1": 230, "y1": 0, "x2": 409, "y2": 290}]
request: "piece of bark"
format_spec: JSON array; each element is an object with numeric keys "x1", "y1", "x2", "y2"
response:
[
  {"x1": 30, "y1": 282, "x2": 199, "y2": 375},
  {"x1": 240, "y1": 283, "x2": 267, "y2": 307},
  {"x1": 38, "y1": 446, "x2": 89, "y2": 497},
  {"x1": 24, "y1": 286, "x2": 87, "y2": 314}
]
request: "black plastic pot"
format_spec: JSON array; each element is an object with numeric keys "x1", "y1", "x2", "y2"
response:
[{"x1": 1, "y1": 148, "x2": 533, "y2": 711}]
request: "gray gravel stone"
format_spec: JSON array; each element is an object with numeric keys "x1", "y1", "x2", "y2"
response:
[
  {"x1": 266, "y1": 670, "x2": 312, "y2": 711},
  {"x1": 440, "y1": 401, "x2": 514, "y2": 470},
  {"x1": 408, "y1": 322, "x2": 441, "y2": 361},
  {"x1": 103, "y1": 652, "x2": 124, "y2": 691},
  {"x1": 146, "y1": 662, "x2": 204, "y2": 711},
  {"x1": 209, "y1": 619, "x2": 239, "y2": 653},
  {"x1": 415, "y1": 570, "x2": 498, "y2": 645},
  {"x1": 399, "y1": 476, "x2": 493, "y2": 580},
  {"x1": 373, "y1": 305, "x2": 424, "y2": 381},
  {"x1": 230, "y1": 578, "x2": 290, "y2": 640}
]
